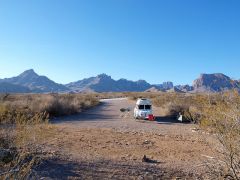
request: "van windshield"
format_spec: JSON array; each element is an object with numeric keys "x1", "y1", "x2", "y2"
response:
[
  {"x1": 138, "y1": 105, "x2": 144, "y2": 110},
  {"x1": 145, "y1": 105, "x2": 151, "y2": 110}
]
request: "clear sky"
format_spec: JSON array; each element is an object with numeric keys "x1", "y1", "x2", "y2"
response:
[{"x1": 0, "y1": 0, "x2": 240, "y2": 85}]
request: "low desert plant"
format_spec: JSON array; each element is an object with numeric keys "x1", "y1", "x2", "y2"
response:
[
  {"x1": 201, "y1": 91, "x2": 240, "y2": 179},
  {"x1": 0, "y1": 115, "x2": 56, "y2": 179},
  {"x1": 0, "y1": 93, "x2": 99, "y2": 119},
  {"x1": 1, "y1": 93, "x2": 98, "y2": 178},
  {"x1": 0, "y1": 104, "x2": 49, "y2": 125}
]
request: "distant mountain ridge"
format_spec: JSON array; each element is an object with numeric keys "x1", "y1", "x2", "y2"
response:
[
  {"x1": 0, "y1": 69, "x2": 69, "y2": 93},
  {"x1": 66, "y1": 74, "x2": 152, "y2": 92},
  {"x1": 0, "y1": 69, "x2": 239, "y2": 93}
]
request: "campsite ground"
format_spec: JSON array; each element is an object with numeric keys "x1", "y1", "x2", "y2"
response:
[{"x1": 36, "y1": 98, "x2": 217, "y2": 179}]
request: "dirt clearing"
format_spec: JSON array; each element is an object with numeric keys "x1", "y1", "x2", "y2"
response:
[{"x1": 37, "y1": 98, "x2": 217, "y2": 179}]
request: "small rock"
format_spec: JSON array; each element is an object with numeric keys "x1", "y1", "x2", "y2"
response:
[
  {"x1": 142, "y1": 155, "x2": 159, "y2": 164},
  {"x1": 0, "y1": 148, "x2": 13, "y2": 164},
  {"x1": 143, "y1": 140, "x2": 150, "y2": 144}
]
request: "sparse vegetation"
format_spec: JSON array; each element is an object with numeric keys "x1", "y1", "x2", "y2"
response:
[
  {"x1": 0, "y1": 91, "x2": 239, "y2": 179},
  {"x1": 0, "y1": 93, "x2": 99, "y2": 178},
  {"x1": 0, "y1": 93, "x2": 99, "y2": 122},
  {"x1": 202, "y1": 91, "x2": 240, "y2": 179},
  {"x1": 127, "y1": 91, "x2": 240, "y2": 179}
]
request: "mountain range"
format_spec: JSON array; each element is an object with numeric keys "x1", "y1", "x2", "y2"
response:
[
  {"x1": 0, "y1": 69, "x2": 239, "y2": 93},
  {"x1": 66, "y1": 74, "x2": 151, "y2": 93},
  {"x1": 0, "y1": 69, "x2": 68, "y2": 93}
]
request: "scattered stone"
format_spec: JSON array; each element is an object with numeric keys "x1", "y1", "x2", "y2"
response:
[
  {"x1": 192, "y1": 128, "x2": 200, "y2": 133},
  {"x1": 142, "y1": 155, "x2": 159, "y2": 164},
  {"x1": 143, "y1": 140, "x2": 150, "y2": 145},
  {"x1": 0, "y1": 148, "x2": 13, "y2": 164}
]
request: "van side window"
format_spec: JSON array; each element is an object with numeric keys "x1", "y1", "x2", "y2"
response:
[
  {"x1": 145, "y1": 105, "x2": 151, "y2": 110},
  {"x1": 138, "y1": 105, "x2": 144, "y2": 110}
]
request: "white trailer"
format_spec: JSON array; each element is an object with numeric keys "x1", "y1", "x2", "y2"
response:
[{"x1": 134, "y1": 98, "x2": 154, "y2": 120}]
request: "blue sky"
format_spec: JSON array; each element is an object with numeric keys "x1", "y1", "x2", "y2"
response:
[{"x1": 0, "y1": 0, "x2": 240, "y2": 85}]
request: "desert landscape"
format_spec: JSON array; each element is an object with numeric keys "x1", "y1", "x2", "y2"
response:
[
  {"x1": 0, "y1": 91, "x2": 239, "y2": 179},
  {"x1": 1, "y1": 1, "x2": 240, "y2": 179}
]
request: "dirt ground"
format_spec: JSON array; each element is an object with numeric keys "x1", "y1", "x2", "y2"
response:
[{"x1": 36, "y1": 98, "x2": 217, "y2": 179}]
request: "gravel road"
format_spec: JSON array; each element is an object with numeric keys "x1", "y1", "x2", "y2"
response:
[
  {"x1": 36, "y1": 98, "x2": 217, "y2": 179},
  {"x1": 53, "y1": 98, "x2": 195, "y2": 135}
]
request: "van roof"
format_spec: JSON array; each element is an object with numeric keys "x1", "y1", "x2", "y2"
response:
[{"x1": 136, "y1": 98, "x2": 152, "y2": 105}]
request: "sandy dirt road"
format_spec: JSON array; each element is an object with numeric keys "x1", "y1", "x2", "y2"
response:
[{"x1": 36, "y1": 98, "x2": 216, "y2": 180}]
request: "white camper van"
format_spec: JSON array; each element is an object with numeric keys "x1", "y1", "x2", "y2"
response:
[{"x1": 134, "y1": 98, "x2": 154, "y2": 120}]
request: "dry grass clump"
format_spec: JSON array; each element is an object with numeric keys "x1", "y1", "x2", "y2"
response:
[
  {"x1": 0, "y1": 108, "x2": 56, "y2": 179},
  {"x1": 0, "y1": 93, "x2": 99, "y2": 120},
  {"x1": 0, "y1": 123, "x2": 56, "y2": 179},
  {"x1": 29, "y1": 94, "x2": 99, "y2": 116},
  {"x1": 0, "y1": 105, "x2": 49, "y2": 125},
  {"x1": 200, "y1": 91, "x2": 240, "y2": 179}
]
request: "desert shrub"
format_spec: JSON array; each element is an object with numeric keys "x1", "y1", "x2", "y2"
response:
[
  {"x1": 200, "y1": 91, "x2": 240, "y2": 179},
  {"x1": 0, "y1": 93, "x2": 99, "y2": 178},
  {"x1": 0, "y1": 104, "x2": 49, "y2": 125},
  {"x1": 0, "y1": 93, "x2": 99, "y2": 118},
  {"x1": 0, "y1": 115, "x2": 55, "y2": 179}
]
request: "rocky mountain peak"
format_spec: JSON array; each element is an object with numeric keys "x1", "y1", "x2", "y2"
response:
[
  {"x1": 19, "y1": 69, "x2": 38, "y2": 78},
  {"x1": 193, "y1": 73, "x2": 237, "y2": 92},
  {"x1": 0, "y1": 69, "x2": 68, "y2": 93},
  {"x1": 97, "y1": 73, "x2": 112, "y2": 79}
]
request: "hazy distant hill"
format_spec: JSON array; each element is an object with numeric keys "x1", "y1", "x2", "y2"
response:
[
  {"x1": 167, "y1": 87, "x2": 185, "y2": 93},
  {"x1": 193, "y1": 73, "x2": 240, "y2": 92},
  {"x1": 66, "y1": 74, "x2": 152, "y2": 92},
  {"x1": 175, "y1": 85, "x2": 194, "y2": 92},
  {"x1": 154, "y1": 82, "x2": 174, "y2": 90},
  {"x1": 0, "y1": 82, "x2": 30, "y2": 93},
  {"x1": 0, "y1": 69, "x2": 69, "y2": 93}
]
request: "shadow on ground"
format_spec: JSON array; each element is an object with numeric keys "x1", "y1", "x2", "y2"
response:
[
  {"x1": 51, "y1": 102, "x2": 117, "y2": 123},
  {"x1": 35, "y1": 159, "x2": 193, "y2": 180},
  {"x1": 155, "y1": 116, "x2": 181, "y2": 124}
]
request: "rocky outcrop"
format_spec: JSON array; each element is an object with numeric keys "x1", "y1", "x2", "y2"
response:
[
  {"x1": 175, "y1": 85, "x2": 194, "y2": 92},
  {"x1": 154, "y1": 82, "x2": 174, "y2": 91},
  {"x1": 193, "y1": 73, "x2": 239, "y2": 92}
]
